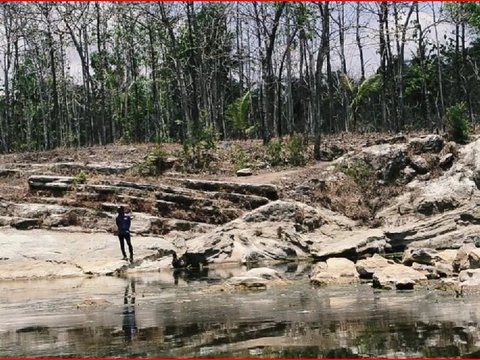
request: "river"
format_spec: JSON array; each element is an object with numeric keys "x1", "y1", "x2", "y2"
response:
[{"x1": 1, "y1": 264, "x2": 479, "y2": 358}]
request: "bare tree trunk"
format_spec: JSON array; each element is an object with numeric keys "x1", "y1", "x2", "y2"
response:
[
  {"x1": 432, "y1": 2, "x2": 445, "y2": 130},
  {"x1": 356, "y1": 3, "x2": 366, "y2": 83},
  {"x1": 416, "y1": 3, "x2": 432, "y2": 130},
  {"x1": 313, "y1": 2, "x2": 330, "y2": 159}
]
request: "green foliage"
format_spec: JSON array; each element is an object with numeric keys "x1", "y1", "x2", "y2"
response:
[
  {"x1": 447, "y1": 3, "x2": 480, "y2": 29},
  {"x1": 336, "y1": 159, "x2": 372, "y2": 189},
  {"x1": 230, "y1": 145, "x2": 250, "y2": 171},
  {"x1": 445, "y1": 102, "x2": 471, "y2": 143},
  {"x1": 138, "y1": 145, "x2": 169, "y2": 176},
  {"x1": 286, "y1": 133, "x2": 306, "y2": 167},
  {"x1": 72, "y1": 170, "x2": 88, "y2": 186},
  {"x1": 181, "y1": 127, "x2": 218, "y2": 172},
  {"x1": 351, "y1": 74, "x2": 383, "y2": 115},
  {"x1": 267, "y1": 139, "x2": 283, "y2": 166},
  {"x1": 339, "y1": 73, "x2": 355, "y2": 95},
  {"x1": 405, "y1": 61, "x2": 434, "y2": 97},
  {"x1": 225, "y1": 91, "x2": 251, "y2": 138}
]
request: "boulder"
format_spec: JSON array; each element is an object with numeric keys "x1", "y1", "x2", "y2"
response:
[
  {"x1": 356, "y1": 143, "x2": 407, "y2": 172},
  {"x1": 372, "y1": 263, "x2": 427, "y2": 290},
  {"x1": 402, "y1": 166, "x2": 417, "y2": 183},
  {"x1": 11, "y1": 218, "x2": 41, "y2": 230},
  {"x1": 453, "y1": 243, "x2": 477, "y2": 272},
  {"x1": 220, "y1": 268, "x2": 286, "y2": 291},
  {"x1": 409, "y1": 156, "x2": 430, "y2": 175},
  {"x1": 402, "y1": 248, "x2": 439, "y2": 266},
  {"x1": 439, "y1": 153, "x2": 454, "y2": 170},
  {"x1": 468, "y1": 248, "x2": 480, "y2": 269},
  {"x1": 312, "y1": 229, "x2": 388, "y2": 261},
  {"x1": 411, "y1": 262, "x2": 440, "y2": 279},
  {"x1": 310, "y1": 258, "x2": 359, "y2": 286},
  {"x1": 236, "y1": 168, "x2": 253, "y2": 177},
  {"x1": 458, "y1": 269, "x2": 480, "y2": 294},
  {"x1": 355, "y1": 254, "x2": 393, "y2": 279},
  {"x1": 435, "y1": 262, "x2": 454, "y2": 278},
  {"x1": 382, "y1": 151, "x2": 408, "y2": 183},
  {"x1": 408, "y1": 134, "x2": 444, "y2": 154},
  {"x1": 432, "y1": 249, "x2": 457, "y2": 277}
]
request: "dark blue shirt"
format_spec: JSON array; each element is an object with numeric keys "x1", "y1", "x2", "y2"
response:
[{"x1": 116, "y1": 214, "x2": 131, "y2": 235}]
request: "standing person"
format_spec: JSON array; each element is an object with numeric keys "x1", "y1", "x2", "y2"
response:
[{"x1": 116, "y1": 206, "x2": 133, "y2": 262}]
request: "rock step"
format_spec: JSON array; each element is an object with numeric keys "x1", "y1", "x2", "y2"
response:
[
  {"x1": 75, "y1": 192, "x2": 100, "y2": 202},
  {"x1": 155, "y1": 186, "x2": 269, "y2": 210},
  {"x1": 27, "y1": 197, "x2": 79, "y2": 207},
  {"x1": 102, "y1": 195, "x2": 155, "y2": 213},
  {"x1": 183, "y1": 179, "x2": 279, "y2": 200},
  {"x1": 155, "y1": 217, "x2": 214, "y2": 235},
  {"x1": 156, "y1": 199, "x2": 241, "y2": 224},
  {"x1": 28, "y1": 175, "x2": 74, "y2": 184},
  {"x1": 155, "y1": 191, "x2": 213, "y2": 208},
  {"x1": 23, "y1": 162, "x2": 134, "y2": 175},
  {"x1": 0, "y1": 169, "x2": 23, "y2": 177},
  {"x1": 83, "y1": 185, "x2": 149, "y2": 201},
  {"x1": 28, "y1": 175, "x2": 74, "y2": 192}
]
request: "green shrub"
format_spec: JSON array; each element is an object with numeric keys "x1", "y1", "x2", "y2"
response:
[
  {"x1": 138, "y1": 145, "x2": 169, "y2": 176},
  {"x1": 225, "y1": 91, "x2": 251, "y2": 138},
  {"x1": 72, "y1": 170, "x2": 88, "y2": 186},
  {"x1": 181, "y1": 127, "x2": 218, "y2": 172},
  {"x1": 287, "y1": 133, "x2": 306, "y2": 166},
  {"x1": 267, "y1": 139, "x2": 283, "y2": 166},
  {"x1": 445, "y1": 102, "x2": 471, "y2": 143},
  {"x1": 230, "y1": 145, "x2": 250, "y2": 171},
  {"x1": 336, "y1": 159, "x2": 371, "y2": 188}
]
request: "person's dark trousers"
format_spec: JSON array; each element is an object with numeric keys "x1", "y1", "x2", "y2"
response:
[{"x1": 118, "y1": 233, "x2": 133, "y2": 261}]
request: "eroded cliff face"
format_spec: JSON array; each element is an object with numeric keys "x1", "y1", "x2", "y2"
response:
[{"x1": 1, "y1": 134, "x2": 480, "y2": 290}]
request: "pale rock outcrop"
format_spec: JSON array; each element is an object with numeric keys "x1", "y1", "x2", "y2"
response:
[
  {"x1": 409, "y1": 156, "x2": 430, "y2": 175},
  {"x1": 372, "y1": 263, "x2": 427, "y2": 290},
  {"x1": 185, "y1": 200, "x2": 388, "y2": 265},
  {"x1": 310, "y1": 258, "x2": 359, "y2": 286},
  {"x1": 186, "y1": 201, "x2": 352, "y2": 264},
  {"x1": 468, "y1": 248, "x2": 480, "y2": 269},
  {"x1": 407, "y1": 134, "x2": 444, "y2": 154},
  {"x1": 457, "y1": 269, "x2": 480, "y2": 294},
  {"x1": 213, "y1": 268, "x2": 287, "y2": 291},
  {"x1": 402, "y1": 248, "x2": 439, "y2": 266},
  {"x1": 453, "y1": 243, "x2": 478, "y2": 272},
  {"x1": 312, "y1": 229, "x2": 388, "y2": 261},
  {"x1": 0, "y1": 228, "x2": 175, "y2": 280},
  {"x1": 411, "y1": 263, "x2": 440, "y2": 279},
  {"x1": 377, "y1": 137, "x2": 480, "y2": 231},
  {"x1": 355, "y1": 254, "x2": 394, "y2": 279}
]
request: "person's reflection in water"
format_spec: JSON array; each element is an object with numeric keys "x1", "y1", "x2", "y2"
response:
[{"x1": 122, "y1": 278, "x2": 138, "y2": 342}]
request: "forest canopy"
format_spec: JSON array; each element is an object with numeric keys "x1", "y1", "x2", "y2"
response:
[{"x1": 0, "y1": 2, "x2": 478, "y2": 156}]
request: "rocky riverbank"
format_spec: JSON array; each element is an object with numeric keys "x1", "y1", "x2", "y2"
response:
[{"x1": 2, "y1": 133, "x2": 480, "y2": 295}]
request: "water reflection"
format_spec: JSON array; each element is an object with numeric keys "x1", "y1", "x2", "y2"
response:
[
  {"x1": 122, "y1": 278, "x2": 137, "y2": 342},
  {"x1": 173, "y1": 267, "x2": 209, "y2": 285},
  {"x1": 2, "y1": 273, "x2": 480, "y2": 357}
]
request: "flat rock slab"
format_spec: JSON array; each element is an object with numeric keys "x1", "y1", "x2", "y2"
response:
[
  {"x1": 0, "y1": 228, "x2": 175, "y2": 280},
  {"x1": 310, "y1": 258, "x2": 359, "y2": 286},
  {"x1": 372, "y1": 263, "x2": 428, "y2": 290}
]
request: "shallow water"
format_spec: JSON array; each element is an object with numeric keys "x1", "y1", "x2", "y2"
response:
[{"x1": 1, "y1": 265, "x2": 480, "y2": 358}]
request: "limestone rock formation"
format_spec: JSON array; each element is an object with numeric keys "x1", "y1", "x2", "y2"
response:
[{"x1": 309, "y1": 258, "x2": 359, "y2": 286}]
